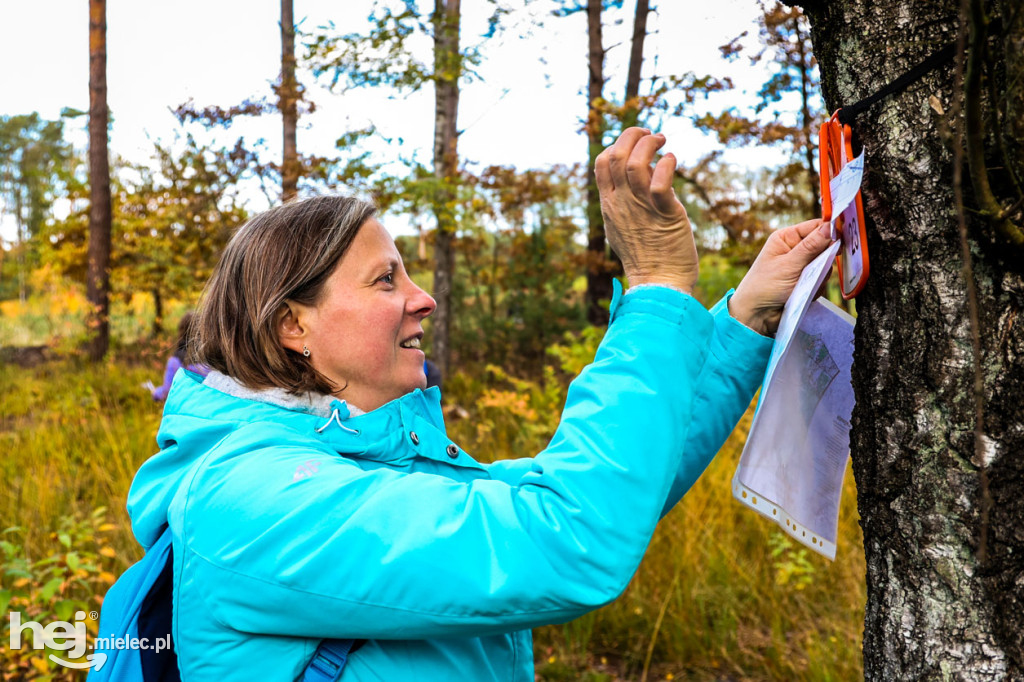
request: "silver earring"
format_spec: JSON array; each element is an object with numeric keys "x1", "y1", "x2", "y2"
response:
[{"x1": 303, "y1": 345, "x2": 310, "y2": 358}]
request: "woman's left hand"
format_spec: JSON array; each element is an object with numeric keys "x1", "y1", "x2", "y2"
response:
[{"x1": 730, "y1": 218, "x2": 835, "y2": 336}]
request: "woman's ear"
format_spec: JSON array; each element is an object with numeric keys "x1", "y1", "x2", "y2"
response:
[{"x1": 276, "y1": 301, "x2": 309, "y2": 355}]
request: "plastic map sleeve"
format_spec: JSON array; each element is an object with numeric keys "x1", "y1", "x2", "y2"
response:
[{"x1": 733, "y1": 246, "x2": 855, "y2": 561}]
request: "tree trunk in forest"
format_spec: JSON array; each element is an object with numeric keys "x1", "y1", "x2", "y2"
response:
[
  {"x1": 152, "y1": 287, "x2": 163, "y2": 338},
  {"x1": 584, "y1": 0, "x2": 610, "y2": 326},
  {"x1": 793, "y1": 14, "x2": 819, "y2": 214},
  {"x1": 14, "y1": 188, "x2": 25, "y2": 304},
  {"x1": 280, "y1": 0, "x2": 299, "y2": 203},
  {"x1": 431, "y1": 0, "x2": 461, "y2": 378},
  {"x1": 796, "y1": 0, "x2": 1024, "y2": 678},
  {"x1": 86, "y1": 0, "x2": 112, "y2": 361},
  {"x1": 622, "y1": 0, "x2": 649, "y2": 131}
]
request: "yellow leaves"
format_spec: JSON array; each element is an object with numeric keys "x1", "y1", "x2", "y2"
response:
[
  {"x1": 48, "y1": 284, "x2": 87, "y2": 317},
  {"x1": 98, "y1": 546, "x2": 117, "y2": 558},
  {"x1": 1, "y1": 266, "x2": 89, "y2": 346},
  {"x1": 99, "y1": 571, "x2": 117, "y2": 584},
  {"x1": 30, "y1": 656, "x2": 50, "y2": 674},
  {"x1": 128, "y1": 292, "x2": 150, "y2": 317},
  {"x1": 477, "y1": 389, "x2": 537, "y2": 422},
  {"x1": 0, "y1": 299, "x2": 23, "y2": 317}
]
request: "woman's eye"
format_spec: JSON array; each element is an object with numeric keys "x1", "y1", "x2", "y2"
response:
[{"x1": 379, "y1": 273, "x2": 394, "y2": 285}]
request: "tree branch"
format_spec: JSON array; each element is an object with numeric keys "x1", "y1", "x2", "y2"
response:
[
  {"x1": 965, "y1": 0, "x2": 1024, "y2": 247},
  {"x1": 955, "y1": 0, "x2": 991, "y2": 565}
]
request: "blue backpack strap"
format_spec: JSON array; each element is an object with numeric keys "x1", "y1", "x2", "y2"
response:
[{"x1": 302, "y1": 639, "x2": 356, "y2": 682}]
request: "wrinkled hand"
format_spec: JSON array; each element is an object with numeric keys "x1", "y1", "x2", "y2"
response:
[
  {"x1": 595, "y1": 128, "x2": 698, "y2": 293},
  {"x1": 730, "y1": 218, "x2": 836, "y2": 336}
]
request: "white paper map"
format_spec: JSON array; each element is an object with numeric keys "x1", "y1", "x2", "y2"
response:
[
  {"x1": 760, "y1": 240, "x2": 841, "y2": 402},
  {"x1": 734, "y1": 276, "x2": 855, "y2": 560}
]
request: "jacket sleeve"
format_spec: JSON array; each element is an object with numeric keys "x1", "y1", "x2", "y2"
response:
[
  {"x1": 176, "y1": 284, "x2": 714, "y2": 640},
  {"x1": 659, "y1": 290, "x2": 774, "y2": 516},
  {"x1": 484, "y1": 290, "x2": 773, "y2": 517}
]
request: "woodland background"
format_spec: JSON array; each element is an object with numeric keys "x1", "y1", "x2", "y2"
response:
[{"x1": 0, "y1": 1, "x2": 867, "y2": 680}]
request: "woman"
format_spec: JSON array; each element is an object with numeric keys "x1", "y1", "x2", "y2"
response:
[{"x1": 127, "y1": 129, "x2": 833, "y2": 680}]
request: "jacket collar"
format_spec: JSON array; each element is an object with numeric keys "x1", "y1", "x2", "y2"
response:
[
  {"x1": 202, "y1": 370, "x2": 365, "y2": 418},
  {"x1": 194, "y1": 371, "x2": 450, "y2": 464}
]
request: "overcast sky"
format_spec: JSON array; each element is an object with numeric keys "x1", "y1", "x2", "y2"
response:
[{"x1": 0, "y1": 0, "x2": 784, "y2": 241}]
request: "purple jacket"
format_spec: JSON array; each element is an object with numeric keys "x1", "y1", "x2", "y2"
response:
[{"x1": 151, "y1": 356, "x2": 209, "y2": 402}]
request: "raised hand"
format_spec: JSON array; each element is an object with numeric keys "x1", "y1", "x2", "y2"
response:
[{"x1": 594, "y1": 128, "x2": 699, "y2": 293}]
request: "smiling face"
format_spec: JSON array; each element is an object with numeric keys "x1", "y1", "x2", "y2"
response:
[{"x1": 278, "y1": 218, "x2": 436, "y2": 411}]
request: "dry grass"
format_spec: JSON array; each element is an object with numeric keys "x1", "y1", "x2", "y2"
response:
[{"x1": 0, "y1": 352, "x2": 864, "y2": 681}]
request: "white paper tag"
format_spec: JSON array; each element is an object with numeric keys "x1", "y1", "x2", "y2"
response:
[{"x1": 828, "y1": 150, "x2": 865, "y2": 222}]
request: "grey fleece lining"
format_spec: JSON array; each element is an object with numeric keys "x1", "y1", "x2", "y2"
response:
[{"x1": 202, "y1": 370, "x2": 365, "y2": 418}]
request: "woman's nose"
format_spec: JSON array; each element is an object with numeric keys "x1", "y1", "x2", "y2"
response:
[{"x1": 408, "y1": 283, "x2": 436, "y2": 318}]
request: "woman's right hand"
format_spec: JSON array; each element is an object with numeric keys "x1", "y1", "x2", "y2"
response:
[{"x1": 595, "y1": 128, "x2": 699, "y2": 293}]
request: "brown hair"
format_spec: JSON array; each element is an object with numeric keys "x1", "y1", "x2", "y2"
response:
[
  {"x1": 191, "y1": 195, "x2": 377, "y2": 394},
  {"x1": 173, "y1": 312, "x2": 196, "y2": 362}
]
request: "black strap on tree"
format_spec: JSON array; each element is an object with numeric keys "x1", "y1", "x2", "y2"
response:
[
  {"x1": 837, "y1": 43, "x2": 957, "y2": 126},
  {"x1": 836, "y1": 19, "x2": 1001, "y2": 127}
]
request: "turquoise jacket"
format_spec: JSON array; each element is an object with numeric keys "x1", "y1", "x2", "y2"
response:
[{"x1": 126, "y1": 285, "x2": 772, "y2": 681}]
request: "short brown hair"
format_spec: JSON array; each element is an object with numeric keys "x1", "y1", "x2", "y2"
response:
[{"x1": 192, "y1": 195, "x2": 377, "y2": 394}]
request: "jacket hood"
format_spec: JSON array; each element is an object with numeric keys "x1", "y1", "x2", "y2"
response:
[{"x1": 126, "y1": 369, "x2": 444, "y2": 549}]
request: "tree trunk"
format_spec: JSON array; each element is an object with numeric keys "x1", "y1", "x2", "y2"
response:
[
  {"x1": 152, "y1": 287, "x2": 163, "y2": 338},
  {"x1": 280, "y1": 0, "x2": 299, "y2": 202},
  {"x1": 14, "y1": 186, "x2": 25, "y2": 304},
  {"x1": 622, "y1": 0, "x2": 649, "y2": 130},
  {"x1": 794, "y1": 14, "x2": 819, "y2": 214},
  {"x1": 584, "y1": 0, "x2": 610, "y2": 326},
  {"x1": 87, "y1": 0, "x2": 112, "y2": 361},
  {"x1": 431, "y1": 0, "x2": 461, "y2": 378},
  {"x1": 797, "y1": 0, "x2": 1024, "y2": 678}
]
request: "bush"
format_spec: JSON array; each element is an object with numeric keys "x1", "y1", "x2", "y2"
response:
[{"x1": 1, "y1": 508, "x2": 121, "y2": 680}]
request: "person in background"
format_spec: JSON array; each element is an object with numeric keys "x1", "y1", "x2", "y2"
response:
[
  {"x1": 148, "y1": 312, "x2": 210, "y2": 401},
  {"x1": 424, "y1": 358, "x2": 442, "y2": 391}
]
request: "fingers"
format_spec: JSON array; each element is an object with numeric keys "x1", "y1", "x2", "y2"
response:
[
  {"x1": 650, "y1": 153, "x2": 681, "y2": 215},
  {"x1": 602, "y1": 127, "x2": 650, "y2": 190},
  {"x1": 625, "y1": 132, "x2": 666, "y2": 195},
  {"x1": 793, "y1": 217, "x2": 825, "y2": 239},
  {"x1": 595, "y1": 151, "x2": 613, "y2": 196},
  {"x1": 596, "y1": 128, "x2": 680, "y2": 215},
  {"x1": 795, "y1": 219, "x2": 836, "y2": 259},
  {"x1": 774, "y1": 218, "x2": 823, "y2": 250}
]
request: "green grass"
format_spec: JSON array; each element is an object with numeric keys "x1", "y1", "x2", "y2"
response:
[
  {"x1": 0, "y1": 351, "x2": 865, "y2": 681},
  {"x1": 0, "y1": 358, "x2": 160, "y2": 564}
]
